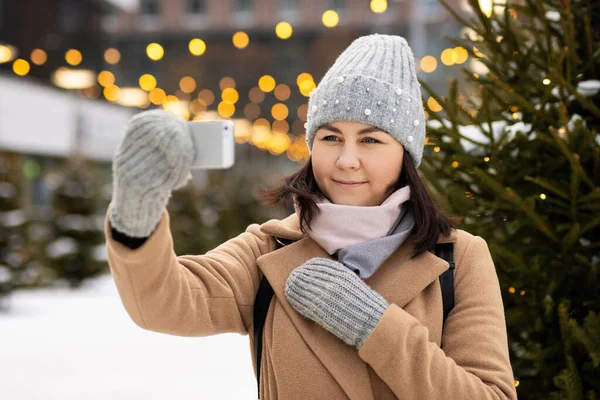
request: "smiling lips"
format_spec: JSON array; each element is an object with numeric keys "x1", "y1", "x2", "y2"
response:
[{"x1": 332, "y1": 179, "x2": 366, "y2": 188}]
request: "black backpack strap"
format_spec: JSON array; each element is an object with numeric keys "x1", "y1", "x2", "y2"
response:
[
  {"x1": 253, "y1": 237, "x2": 293, "y2": 399},
  {"x1": 435, "y1": 243, "x2": 455, "y2": 326}
]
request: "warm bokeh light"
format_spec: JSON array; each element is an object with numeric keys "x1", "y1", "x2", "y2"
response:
[
  {"x1": 441, "y1": 48, "x2": 457, "y2": 66},
  {"x1": 179, "y1": 76, "x2": 197, "y2": 93},
  {"x1": 268, "y1": 132, "x2": 291, "y2": 155},
  {"x1": 244, "y1": 103, "x2": 261, "y2": 120},
  {"x1": 543, "y1": 78, "x2": 551, "y2": 85},
  {"x1": 30, "y1": 49, "x2": 47, "y2": 65},
  {"x1": 220, "y1": 77, "x2": 236, "y2": 90},
  {"x1": 434, "y1": 146, "x2": 441, "y2": 153},
  {"x1": 427, "y1": 97, "x2": 443, "y2": 112},
  {"x1": 420, "y1": 56, "x2": 438, "y2": 73},
  {"x1": 296, "y1": 72, "x2": 314, "y2": 87},
  {"x1": 139, "y1": 74, "x2": 157, "y2": 91},
  {"x1": 297, "y1": 104, "x2": 308, "y2": 121},
  {"x1": 370, "y1": 0, "x2": 388, "y2": 13},
  {"x1": 322, "y1": 10, "x2": 339, "y2": 28},
  {"x1": 146, "y1": 43, "x2": 164, "y2": 61},
  {"x1": 299, "y1": 80, "x2": 316, "y2": 97},
  {"x1": 84, "y1": 85, "x2": 102, "y2": 99},
  {"x1": 222, "y1": 87, "x2": 239, "y2": 104},
  {"x1": 259, "y1": 75, "x2": 276, "y2": 92},
  {"x1": 249, "y1": 87, "x2": 265, "y2": 103},
  {"x1": 274, "y1": 84, "x2": 291, "y2": 101},
  {"x1": 272, "y1": 120, "x2": 290, "y2": 134},
  {"x1": 452, "y1": 161, "x2": 459, "y2": 168},
  {"x1": 218, "y1": 101, "x2": 235, "y2": 118},
  {"x1": 12, "y1": 59, "x2": 30, "y2": 76},
  {"x1": 103, "y1": 84, "x2": 121, "y2": 102},
  {"x1": 65, "y1": 49, "x2": 82, "y2": 66},
  {"x1": 97, "y1": 71, "x2": 115, "y2": 87},
  {"x1": 190, "y1": 99, "x2": 207, "y2": 114},
  {"x1": 232, "y1": 32, "x2": 250, "y2": 49},
  {"x1": 198, "y1": 89, "x2": 215, "y2": 105},
  {"x1": 540, "y1": 193, "x2": 547, "y2": 200},
  {"x1": 104, "y1": 48, "x2": 121, "y2": 64},
  {"x1": 0, "y1": 44, "x2": 16, "y2": 64},
  {"x1": 52, "y1": 68, "x2": 95, "y2": 89},
  {"x1": 252, "y1": 119, "x2": 272, "y2": 149},
  {"x1": 115, "y1": 87, "x2": 149, "y2": 108},
  {"x1": 454, "y1": 47, "x2": 469, "y2": 64},
  {"x1": 271, "y1": 103, "x2": 289, "y2": 121},
  {"x1": 275, "y1": 22, "x2": 293, "y2": 40},
  {"x1": 163, "y1": 96, "x2": 190, "y2": 120},
  {"x1": 149, "y1": 88, "x2": 166, "y2": 105},
  {"x1": 189, "y1": 38, "x2": 206, "y2": 56}
]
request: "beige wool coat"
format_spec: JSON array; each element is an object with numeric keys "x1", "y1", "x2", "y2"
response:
[{"x1": 104, "y1": 207, "x2": 518, "y2": 400}]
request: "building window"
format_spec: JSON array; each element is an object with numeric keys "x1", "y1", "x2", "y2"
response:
[
  {"x1": 187, "y1": 0, "x2": 205, "y2": 14},
  {"x1": 236, "y1": 0, "x2": 252, "y2": 12},
  {"x1": 140, "y1": 0, "x2": 160, "y2": 16}
]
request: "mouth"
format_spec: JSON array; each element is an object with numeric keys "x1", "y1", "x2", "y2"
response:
[{"x1": 332, "y1": 179, "x2": 366, "y2": 188}]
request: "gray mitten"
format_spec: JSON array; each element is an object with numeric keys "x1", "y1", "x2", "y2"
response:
[
  {"x1": 109, "y1": 110, "x2": 195, "y2": 238},
  {"x1": 285, "y1": 258, "x2": 389, "y2": 349}
]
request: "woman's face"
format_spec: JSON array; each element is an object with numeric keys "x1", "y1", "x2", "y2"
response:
[{"x1": 311, "y1": 121, "x2": 404, "y2": 206}]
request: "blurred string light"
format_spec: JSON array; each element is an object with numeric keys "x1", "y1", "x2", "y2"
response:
[
  {"x1": 190, "y1": 98, "x2": 207, "y2": 115},
  {"x1": 297, "y1": 72, "x2": 316, "y2": 97},
  {"x1": 244, "y1": 103, "x2": 261, "y2": 120},
  {"x1": 65, "y1": 49, "x2": 82, "y2": 66},
  {"x1": 218, "y1": 101, "x2": 235, "y2": 118},
  {"x1": 104, "y1": 48, "x2": 121, "y2": 64},
  {"x1": 274, "y1": 84, "x2": 291, "y2": 101},
  {"x1": 189, "y1": 38, "x2": 207, "y2": 56},
  {"x1": 139, "y1": 74, "x2": 157, "y2": 91},
  {"x1": 427, "y1": 97, "x2": 443, "y2": 112},
  {"x1": 179, "y1": 76, "x2": 196, "y2": 93},
  {"x1": 198, "y1": 89, "x2": 215, "y2": 105},
  {"x1": 149, "y1": 88, "x2": 166, "y2": 105},
  {"x1": 0, "y1": 44, "x2": 17, "y2": 63},
  {"x1": 220, "y1": 77, "x2": 236, "y2": 90},
  {"x1": 249, "y1": 87, "x2": 265, "y2": 103},
  {"x1": 259, "y1": 75, "x2": 276, "y2": 92},
  {"x1": 30, "y1": 49, "x2": 47, "y2": 65},
  {"x1": 222, "y1": 87, "x2": 239, "y2": 105},
  {"x1": 420, "y1": 56, "x2": 437, "y2": 73},
  {"x1": 146, "y1": 43, "x2": 164, "y2": 61},
  {"x1": 322, "y1": 10, "x2": 339, "y2": 28},
  {"x1": 103, "y1": 84, "x2": 121, "y2": 102},
  {"x1": 297, "y1": 104, "x2": 308, "y2": 121},
  {"x1": 233, "y1": 119, "x2": 252, "y2": 144},
  {"x1": 97, "y1": 70, "x2": 115, "y2": 87},
  {"x1": 440, "y1": 47, "x2": 469, "y2": 66},
  {"x1": 115, "y1": 87, "x2": 149, "y2": 108},
  {"x1": 370, "y1": 0, "x2": 388, "y2": 13},
  {"x1": 232, "y1": 32, "x2": 250, "y2": 49},
  {"x1": 275, "y1": 22, "x2": 293, "y2": 39},
  {"x1": 12, "y1": 59, "x2": 30, "y2": 76},
  {"x1": 271, "y1": 103, "x2": 289, "y2": 120},
  {"x1": 52, "y1": 67, "x2": 95, "y2": 89}
]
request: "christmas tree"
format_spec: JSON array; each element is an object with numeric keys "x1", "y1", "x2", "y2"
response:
[
  {"x1": 46, "y1": 155, "x2": 107, "y2": 288},
  {"x1": 420, "y1": 0, "x2": 600, "y2": 398}
]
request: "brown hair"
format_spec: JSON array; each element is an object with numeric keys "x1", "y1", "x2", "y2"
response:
[{"x1": 257, "y1": 151, "x2": 463, "y2": 258}]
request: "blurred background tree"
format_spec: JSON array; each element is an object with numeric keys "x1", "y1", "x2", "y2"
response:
[{"x1": 421, "y1": 0, "x2": 600, "y2": 397}]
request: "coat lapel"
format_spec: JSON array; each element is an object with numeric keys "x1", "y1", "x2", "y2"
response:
[
  {"x1": 256, "y1": 228, "x2": 457, "y2": 400},
  {"x1": 257, "y1": 237, "x2": 375, "y2": 400}
]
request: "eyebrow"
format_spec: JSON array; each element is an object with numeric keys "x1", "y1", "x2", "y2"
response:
[{"x1": 320, "y1": 123, "x2": 383, "y2": 135}]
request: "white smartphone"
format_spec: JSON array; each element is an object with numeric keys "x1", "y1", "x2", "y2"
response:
[{"x1": 188, "y1": 120, "x2": 235, "y2": 169}]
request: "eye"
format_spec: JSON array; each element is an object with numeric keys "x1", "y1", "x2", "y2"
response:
[
  {"x1": 322, "y1": 135, "x2": 340, "y2": 142},
  {"x1": 362, "y1": 137, "x2": 381, "y2": 144}
]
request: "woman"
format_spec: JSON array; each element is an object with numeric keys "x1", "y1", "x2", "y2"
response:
[{"x1": 105, "y1": 35, "x2": 517, "y2": 399}]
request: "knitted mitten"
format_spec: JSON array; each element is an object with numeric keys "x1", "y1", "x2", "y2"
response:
[
  {"x1": 284, "y1": 258, "x2": 389, "y2": 349},
  {"x1": 109, "y1": 110, "x2": 195, "y2": 238}
]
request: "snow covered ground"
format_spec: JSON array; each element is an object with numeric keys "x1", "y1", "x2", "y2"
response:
[{"x1": 0, "y1": 273, "x2": 257, "y2": 400}]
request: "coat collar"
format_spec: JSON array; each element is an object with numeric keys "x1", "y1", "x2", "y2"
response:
[{"x1": 257, "y1": 214, "x2": 457, "y2": 399}]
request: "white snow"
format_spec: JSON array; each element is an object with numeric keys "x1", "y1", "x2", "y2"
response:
[
  {"x1": 577, "y1": 80, "x2": 600, "y2": 97},
  {"x1": 545, "y1": 11, "x2": 561, "y2": 22},
  {"x1": 0, "y1": 273, "x2": 257, "y2": 399}
]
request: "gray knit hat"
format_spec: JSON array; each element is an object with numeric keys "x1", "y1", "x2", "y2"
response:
[{"x1": 305, "y1": 34, "x2": 426, "y2": 167}]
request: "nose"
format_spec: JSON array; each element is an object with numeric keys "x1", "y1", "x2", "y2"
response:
[{"x1": 336, "y1": 143, "x2": 361, "y2": 170}]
